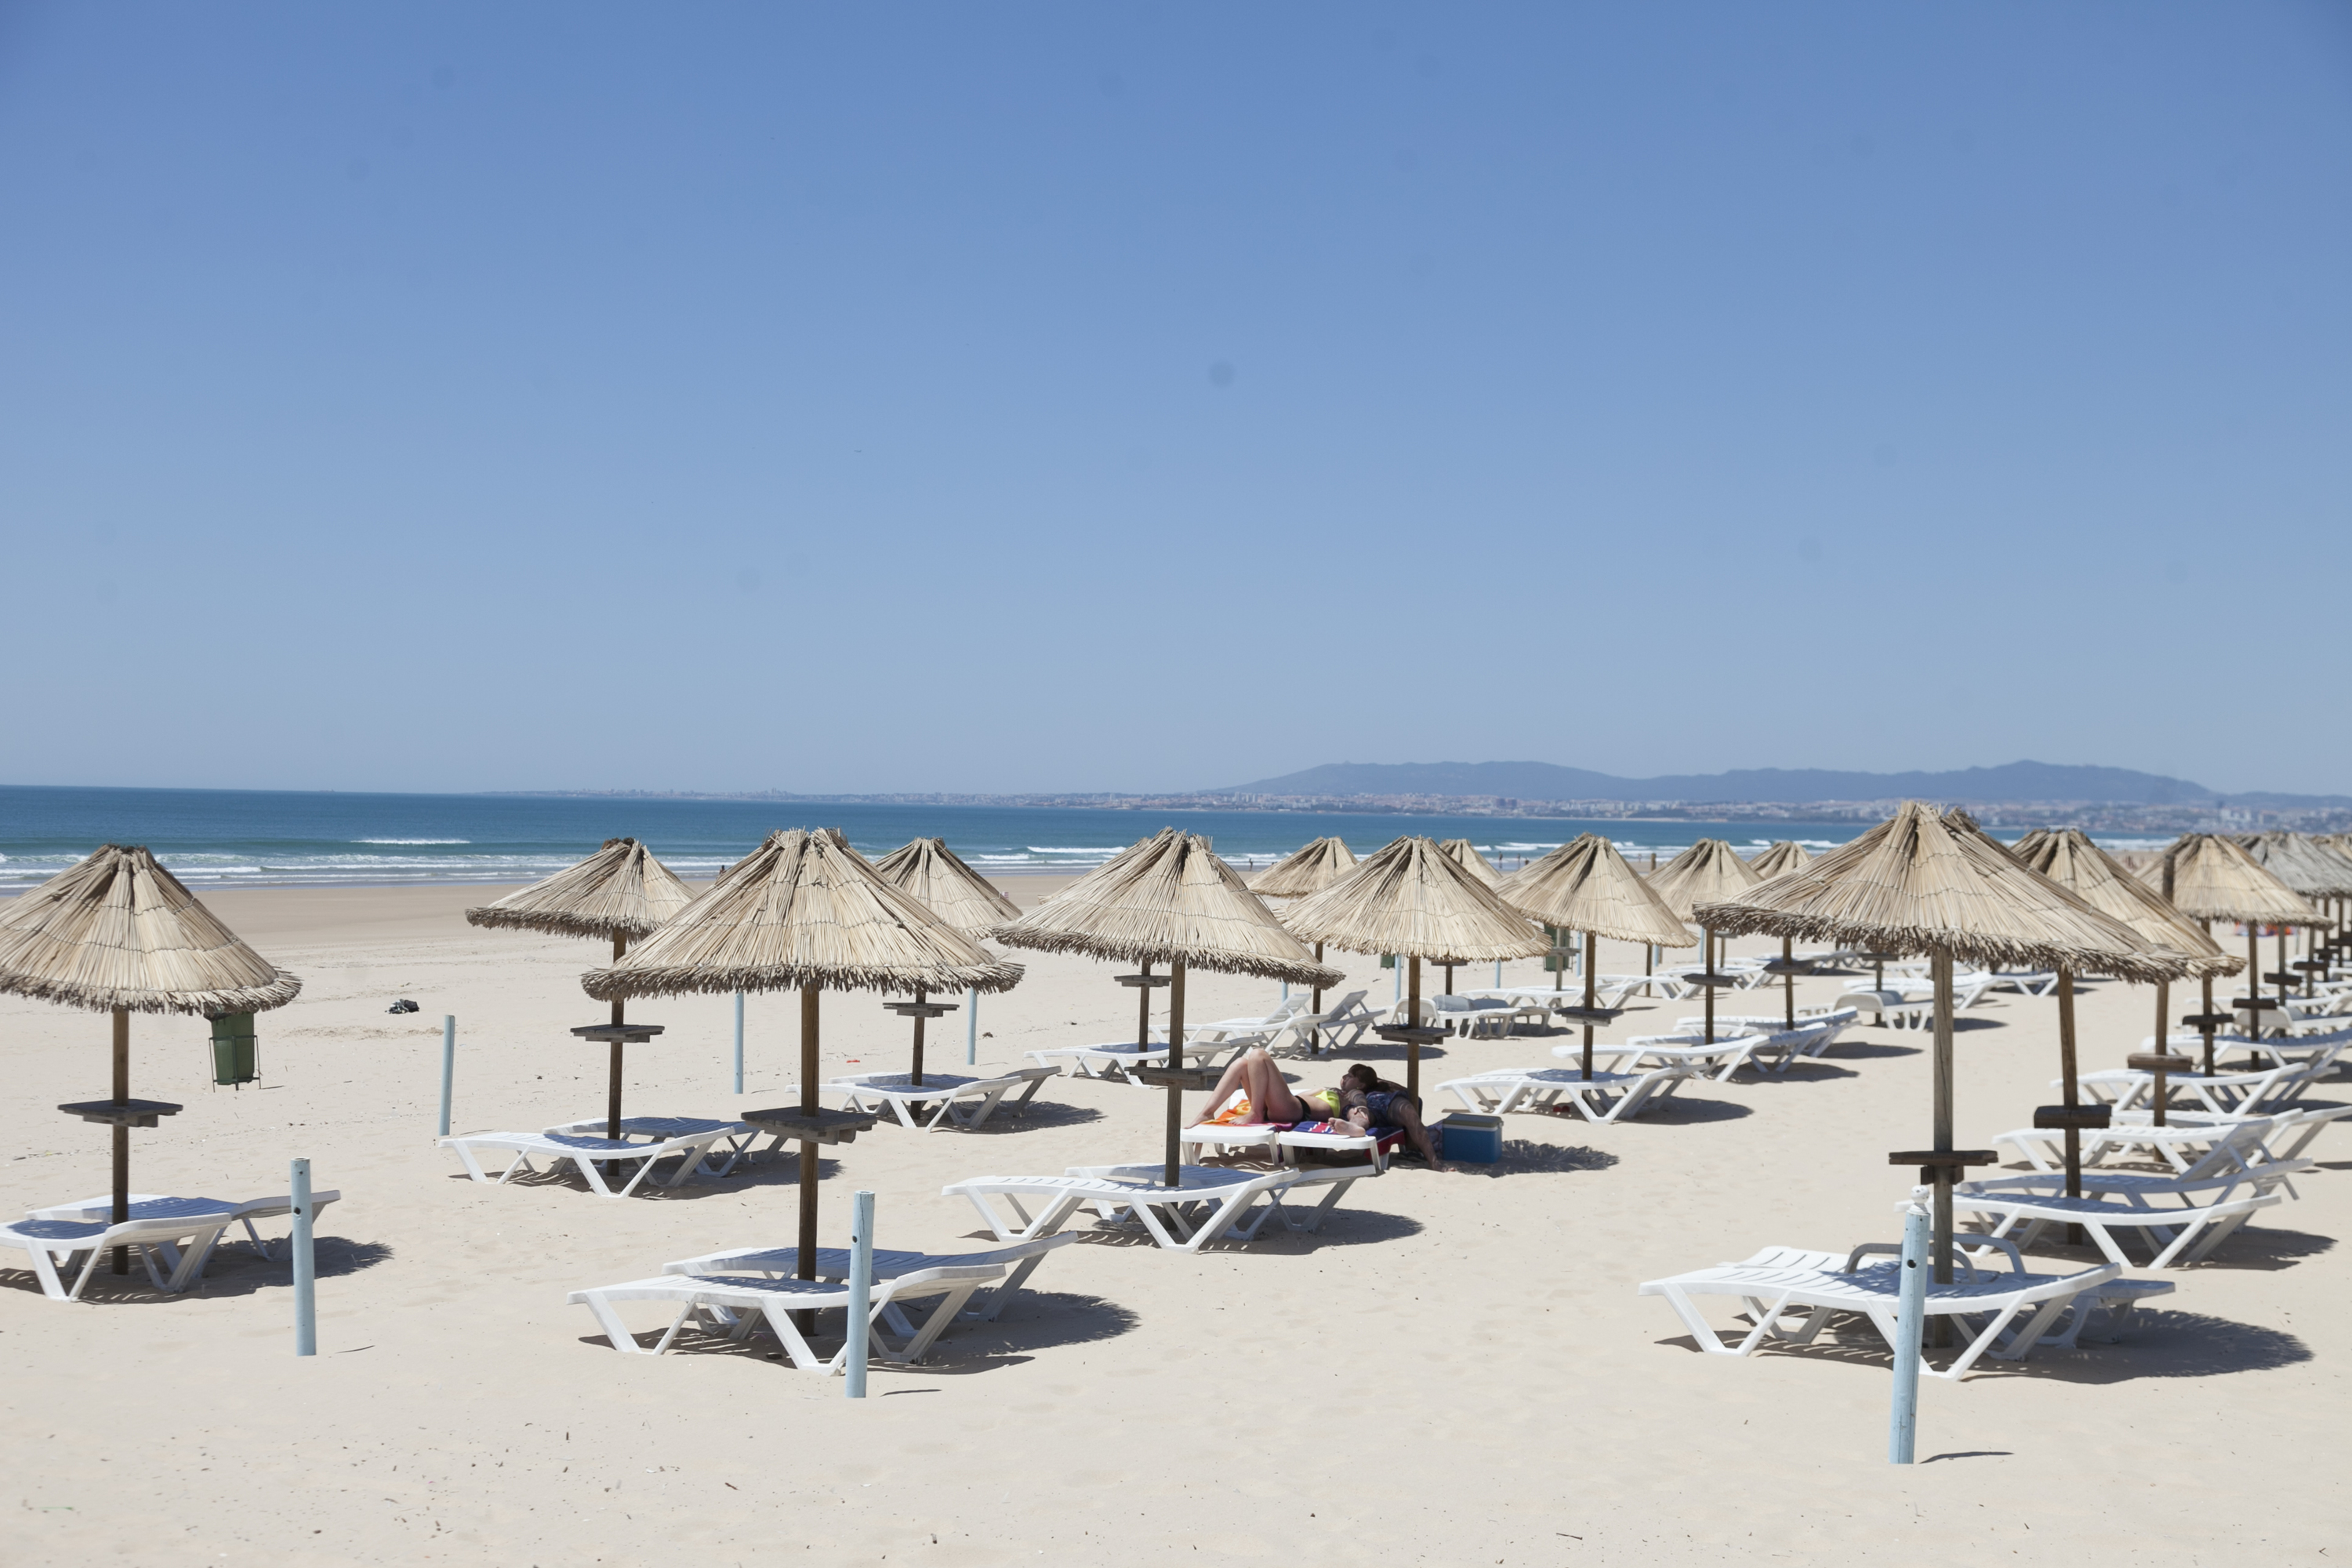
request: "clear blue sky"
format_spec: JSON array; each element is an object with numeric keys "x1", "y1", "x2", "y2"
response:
[{"x1": 4, "y1": 4, "x2": 2347, "y2": 797}]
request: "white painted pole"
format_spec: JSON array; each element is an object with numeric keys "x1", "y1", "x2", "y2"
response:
[
  {"x1": 844, "y1": 1189, "x2": 875, "y2": 1399},
  {"x1": 437, "y1": 1017, "x2": 456, "y2": 1137},
  {"x1": 965, "y1": 987, "x2": 978, "y2": 1065},
  {"x1": 1889, "y1": 1197, "x2": 1929, "y2": 1463},
  {"x1": 732, "y1": 991, "x2": 745, "y2": 1094},
  {"x1": 292, "y1": 1156, "x2": 317, "y2": 1357},
  {"x1": 1391, "y1": 959, "x2": 1401, "y2": 1007}
]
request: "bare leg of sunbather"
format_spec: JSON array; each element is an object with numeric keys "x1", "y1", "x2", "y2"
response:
[
  {"x1": 1385, "y1": 1095, "x2": 1450, "y2": 1171},
  {"x1": 1188, "y1": 1048, "x2": 1308, "y2": 1126}
]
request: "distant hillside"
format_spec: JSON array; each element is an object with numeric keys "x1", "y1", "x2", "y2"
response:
[{"x1": 1212, "y1": 760, "x2": 2352, "y2": 809}]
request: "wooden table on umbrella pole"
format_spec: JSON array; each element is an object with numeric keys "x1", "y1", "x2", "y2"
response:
[
  {"x1": 1682, "y1": 967, "x2": 1741, "y2": 1045},
  {"x1": 1136, "y1": 1065, "x2": 1219, "y2": 1189},
  {"x1": 1114, "y1": 968, "x2": 1171, "y2": 1053},
  {"x1": 1888, "y1": 1148, "x2": 1997, "y2": 1292},
  {"x1": 1760, "y1": 949, "x2": 1813, "y2": 1032},
  {"x1": 740, "y1": 1105, "x2": 879, "y2": 1328},
  {"x1": 60, "y1": 1097, "x2": 183, "y2": 1276},
  {"x1": 2178, "y1": 1011, "x2": 2233, "y2": 1076},
  {"x1": 570, "y1": 1022, "x2": 666, "y2": 1141},
  {"x1": 883, "y1": 996, "x2": 959, "y2": 1087}
]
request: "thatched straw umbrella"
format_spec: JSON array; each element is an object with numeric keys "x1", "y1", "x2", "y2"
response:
[
  {"x1": 1436, "y1": 840, "x2": 1506, "y2": 991},
  {"x1": 1698, "y1": 803, "x2": 2185, "y2": 1283},
  {"x1": 1743, "y1": 842, "x2": 1818, "y2": 1028},
  {"x1": 1648, "y1": 839, "x2": 1764, "y2": 1044},
  {"x1": 2236, "y1": 834, "x2": 2352, "y2": 999},
  {"x1": 2006, "y1": 827, "x2": 2241, "y2": 1202},
  {"x1": 2150, "y1": 834, "x2": 2325, "y2": 1073},
  {"x1": 992, "y1": 829, "x2": 1341, "y2": 1188},
  {"x1": 1745, "y1": 840, "x2": 1815, "y2": 879},
  {"x1": 869, "y1": 838, "x2": 1023, "y2": 1083},
  {"x1": 1250, "y1": 837, "x2": 1356, "y2": 1016},
  {"x1": 587, "y1": 829, "x2": 1022, "y2": 1281},
  {"x1": 1497, "y1": 835, "x2": 1693, "y2": 1079},
  {"x1": 466, "y1": 838, "x2": 695, "y2": 1139},
  {"x1": 0, "y1": 845, "x2": 301, "y2": 1276},
  {"x1": 1284, "y1": 837, "x2": 1548, "y2": 1103}
]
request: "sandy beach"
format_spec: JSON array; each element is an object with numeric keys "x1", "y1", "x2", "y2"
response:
[{"x1": 3, "y1": 875, "x2": 2343, "y2": 1566}]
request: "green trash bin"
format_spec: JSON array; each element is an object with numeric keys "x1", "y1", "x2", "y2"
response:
[{"x1": 209, "y1": 1013, "x2": 258, "y2": 1087}]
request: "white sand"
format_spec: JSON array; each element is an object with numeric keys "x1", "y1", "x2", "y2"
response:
[{"x1": 2, "y1": 878, "x2": 2343, "y2": 1565}]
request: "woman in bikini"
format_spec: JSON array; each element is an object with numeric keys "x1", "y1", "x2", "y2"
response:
[{"x1": 1188, "y1": 1049, "x2": 1450, "y2": 1170}]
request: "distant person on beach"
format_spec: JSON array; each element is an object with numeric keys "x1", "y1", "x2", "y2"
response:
[{"x1": 1189, "y1": 1049, "x2": 1450, "y2": 1170}]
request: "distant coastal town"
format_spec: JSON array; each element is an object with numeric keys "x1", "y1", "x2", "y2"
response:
[{"x1": 495, "y1": 788, "x2": 2350, "y2": 835}]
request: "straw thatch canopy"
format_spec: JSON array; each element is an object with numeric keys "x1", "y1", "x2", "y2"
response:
[
  {"x1": 2008, "y1": 828, "x2": 2241, "y2": 979},
  {"x1": 1744, "y1": 840, "x2": 1815, "y2": 880},
  {"x1": 466, "y1": 838, "x2": 694, "y2": 940},
  {"x1": 2151, "y1": 834, "x2": 2329, "y2": 927},
  {"x1": 1647, "y1": 838, "x2": 1763, "y2": 922},
  {"x1": 869, "y1": 838, "x2": 1022, "y2": 935},
  {"x1": 1437, "y1": 840, "x2": 1505, "y2": 891},
  {"x1": 1249, "y1": 837, "x2": 1356, "y2": 899},
  {"x1": 1696, "y1": 802, "x2": 2188, "y2": 983},
  {"x1": 1497, "y1": 835, "x2": 1695, "y2": 949},
  {"x1": 0, "y1": 844, "x2": 300, "y2": 1015},
  {"x1": 2234, "y1": 833, "x2": 2352, "y2": 899},
  {"x1": 991, "y1": 829, "x2": 1342, "y2": 985},
  {"x1": 584, "y1": 829, "x2": 1024, "y2": 1001},
  {"x1": 1283, "y1": 836, "x2": 1550, "y2": 962}
]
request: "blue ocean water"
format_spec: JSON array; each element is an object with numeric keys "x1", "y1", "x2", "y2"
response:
[{"x1": 0, "y1": 784, "x2": 1911, "y2": 894}]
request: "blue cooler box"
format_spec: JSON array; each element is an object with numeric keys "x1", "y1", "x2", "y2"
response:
[{"x1": 1439, "y1": 1112, "x2": 1502, "y2": 1163}]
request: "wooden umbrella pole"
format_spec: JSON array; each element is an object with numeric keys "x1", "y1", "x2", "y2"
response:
[
  {"x1": 2199, "y1": 969, "x2": 2216, "y2": 1079},
  {"x1": 1163, "y1": 960, "x2": 1187, "y2": 1191},
  {"x1": 1406, "y1": 956, "x2": 1422, "y2": 1102},
  {"x1": 607, "y1": 932, "x2": 627, "y2": 1140},
  {"x1": 1135, "y1": 959, "x2": 1153, "y2": 1047},
  {"x1": 798, "y1": 985, "x2": 820, "y2": 1284},
  {"x1": 910, "y1": 985, "x2": 927, "y2": 1087},
  {"x1": 1930, "y1": 949, "x2": 1956, "y2": 1285},
  {"x1": 2057, "y1": 969, "x2": 2082, "y2": 1244},
  {"x1": 1782, "y1": 935, "x2": 1795, "y2": 1033},
  {"x1": 1701, "y1": 926, "x2": 1716, "y2": 1046},
  {"x1": 1581, "y1": 931, "x2": 1598, "y2": 1081},
  {"x1": 1552, "y1": 927, "x2": 1564, "y2": 993},
  {"x1": 1311, "y1": 942, "x2": 1325, "y2": 1022},
  {"x1": 111, "y1": 1007, "x2": 130, "y2": 1276}
]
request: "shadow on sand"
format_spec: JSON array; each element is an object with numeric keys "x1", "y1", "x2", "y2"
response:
[
  {"x1": 582, "y1": 1289, "x2": 1143, "y2": 1374},
  {"x1": 0, "y1": 1234, "x2": 395, "y2": 1305}
]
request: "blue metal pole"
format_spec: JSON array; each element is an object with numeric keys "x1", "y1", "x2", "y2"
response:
[
  {"x1": 732, "y1": 991, "x2": 745, "y2": 1094},
  {"x1": 437, "y1": 1017, "x2": 455, "y2": 1137},
  {"x1": 965, "y1": 987, "x2": 978, "y2": 1065},
  {"x1": 844, "y1": 1189, "x2": 875, "y2": 1398},
  {"x1": 1889, "y1": 1197, "x2": 1929, "y2": 1463},
  {"x1": 292, "y1": 1156, "x2": 317, "y2": 1357}
]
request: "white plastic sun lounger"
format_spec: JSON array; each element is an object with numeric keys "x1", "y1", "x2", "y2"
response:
[
  {"x1": 27, "y1": 1190, "x2": 343, "y2": 1266},
  {"x1": 1947, "y1": 1186, "x2": 2279, "y2": 1269},
  {"x1": 1577, "y1": 1031, "x2": 1772, "y2": 1081},
  {"x1": 1440, "y1": 1063, "x2": 1696, "y2": 1123},
  {"x1": 822, "y1": 1066, "x2": 1062, "y2": 1131},
  {"x1": 0, "y1": 1210, "x2": 243, "y2": 1301},
  {"x1": 1993, "y1": 1115, "x2": 2286, "y2": 1178},
  {"x1": 437, "y1": 1127, "x2": 731, "y2": 1196},
  {"x1": 1022, "y1": 1037, "x2": 1247, "y2": 1083},
  {"x1": 568, "y1": 1264, "x2": 1005, "y2": 1370},
  {"x1": 541, "y1": 1116, "x2": 779, "y2": 1174},
  {"x1": 1281, "y1": 991, "x2": 1381, "y2": 1056},
  {"x1": 944, "y1": 1160, "x2": 1374, "y2": 1250},
  {"x1": 1178, "y1": 1120, "x2": 1391, "y2": 1171},
  {"x1": 1185, "y1": 997, "x2": 1309, "y2": 1046},
  {"x1": 1599, "y1": 974, "x2": 1690, "y2": 1005},
  {"x1": 663, "y1": 1232, "x2": 1077, "y2": 1327},
  {"x1": 1639, "y1": 1242, "x2": 2161, "y2": 1380}
]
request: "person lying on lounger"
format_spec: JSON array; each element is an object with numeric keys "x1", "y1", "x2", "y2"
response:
[{"x1": 1188, "y1": 1049, "x2": 1450, "y2": 1170}]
